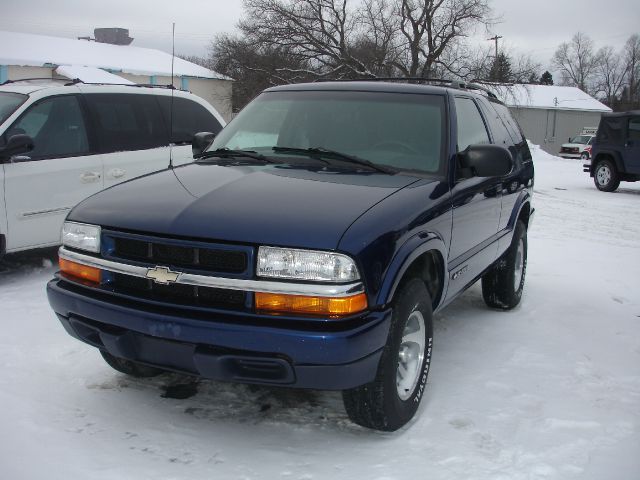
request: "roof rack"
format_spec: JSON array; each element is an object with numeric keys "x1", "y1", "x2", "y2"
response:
[
  {"x1": 64, "y1": 78, "x2": 176, "y2": 89},
  {"x1": 464, "y1": 80, "x2": 500, "y2": 100},
  {"x1": 313, "y1": 77, "x2": 498, "y2": 99},
  {"x1": 0, "y1": 77, "x2": 69, "y2": 86},
  {"x1": 1, "y1": 77, "x2": 176, "y2": 90}
]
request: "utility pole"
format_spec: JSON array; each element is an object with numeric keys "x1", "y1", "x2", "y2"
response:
[{"x1": 487, "y1": 35, "x2": 503, "y2": 58}]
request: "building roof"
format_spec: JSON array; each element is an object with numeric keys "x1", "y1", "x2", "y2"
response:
[
  {"x1": 489, "y1": 84, "x2": 612, "y2": 113},
  {"x1": 0, "y1": 30, "x2": 230, "y2": 81}
]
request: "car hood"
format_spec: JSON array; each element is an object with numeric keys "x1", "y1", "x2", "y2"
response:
[
  {"x1": 68, "y1": 163, "x2": 421, "y2": 250},
  {"x1": 561, "y1": 143, "x2": 586, "y2": 148}
]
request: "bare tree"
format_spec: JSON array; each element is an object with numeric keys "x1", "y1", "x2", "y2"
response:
[
  {"x1": 241, "y1": 0, "x2": 374, "y2": 78},
  {"x1": 623, "y1": 34, "x2": 640, "y2": 105},
  {"x1": 552, "y1": 32, "x2": 599, "y2": 92},
  {"x1": 593, "y1": 46, "x2": 628, "y2": 107},
  {"x1": 209, "y1": 33, "x2": 311, "y2": 109},
  {"x1": 383, "y1": 0, "x2": 492, "y2": 77}
]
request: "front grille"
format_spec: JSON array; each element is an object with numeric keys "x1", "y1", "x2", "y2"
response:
[
  {"x1": 110, "y1": 236, "x2": 248, "y2": 274},
  {"x1": 111, "y1": 273, "x2": 246, "y2": 309},
  {"x1": 561, "y1": 147, "x2": 579, "y2": 154}
]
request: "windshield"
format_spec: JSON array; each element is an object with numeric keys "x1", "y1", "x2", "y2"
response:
[
  {"x1": 210, "y1": 90, "x2": 446, "y2": 175},
  {"x1": 0, "y1": 92, "x2": 28, "y2": 125},
  {"x1": 569, "y1": 135, "x2": 591, "y2": 144}
]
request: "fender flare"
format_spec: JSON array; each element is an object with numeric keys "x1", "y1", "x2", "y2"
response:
[
  {"x1": 506, "y1": 191, "x2": 533, "y2": 230},
  {"x1": 592, "y1": 150, "x2": 625, "y2": 174},
  {"x1": 376, "y1": 232, "x2": 449, "y2": 308}
]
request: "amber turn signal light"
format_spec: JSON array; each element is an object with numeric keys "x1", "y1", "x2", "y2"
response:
[
  {"x1": 59, "y1": 258, "x2": 101, "y2": 285},
  {"x1": 255, "y1": 292, "x2": 368, "y2": 317}
]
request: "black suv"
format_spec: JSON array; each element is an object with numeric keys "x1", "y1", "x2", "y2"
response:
[
  {"x1": 47, "y1": 80, "x2": 534, "y2": 431},
  {"x1": 586, "y1": 110, "x2": 640, "y2": 191}
]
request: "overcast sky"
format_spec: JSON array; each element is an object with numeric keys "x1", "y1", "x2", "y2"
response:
[{"x1": 1, "y1": 0, "x2": 638, "y2": 71}]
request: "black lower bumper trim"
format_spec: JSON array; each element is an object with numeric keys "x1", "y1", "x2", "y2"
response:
[{"x1": 57, "y1": 313, "x2": 382, "y2": 390}]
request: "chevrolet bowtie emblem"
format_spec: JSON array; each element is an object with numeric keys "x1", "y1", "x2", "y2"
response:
[{"x1": 146, "y1": 266, "x2": 180, "y2": 285}]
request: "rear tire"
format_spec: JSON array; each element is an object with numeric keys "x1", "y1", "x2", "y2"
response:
[
  {"x1": 100, "y1": 350, "x2": 164, "y2": 378},
  {"x1": 482, "y1": 220, "x2": 527, "y2": 310},
  {"x1": 343, "y1": 278, "x2": 433, "y2": 431},
  {"x1": 594, "y1": 159, "x2": 620, "y2": 192}
]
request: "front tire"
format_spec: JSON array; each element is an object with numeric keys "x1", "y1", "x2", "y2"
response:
[
  {"x1": 100, "y1": 350, "x2": 165, "y2": 378},
  {"x1": 343, "y1": 278, "x2": 433, "y2": 431},
  {"x1": 594, "y1": 159, "x2": 620, "y2": 192},
  {"x1": 482, "y1": 220, "x2": 527, "y2": 310}
]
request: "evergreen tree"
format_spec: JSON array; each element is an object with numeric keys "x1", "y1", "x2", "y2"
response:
[
  {"x1": 540, "y1": 71, "x2": 554, "y2": 85},
  {"x1": 488, "y1": 53, "x2": 513, "y2": 82}
]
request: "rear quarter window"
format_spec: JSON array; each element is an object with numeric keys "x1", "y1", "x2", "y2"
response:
[
  {"x1": 597, "y1": 117, "x2": 624, "y2": 144},
  {"x1": 489, "y1": 101, "x2": 532, "y2": 163}
]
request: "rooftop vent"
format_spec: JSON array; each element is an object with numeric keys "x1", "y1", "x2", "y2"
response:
[{"x1": 94, "y1": 28, "x2": 133, "y2": 46}]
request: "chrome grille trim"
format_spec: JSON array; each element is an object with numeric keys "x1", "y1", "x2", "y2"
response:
[{"x1": 59, "y1": 247, "x2": 365, "y2": 298}]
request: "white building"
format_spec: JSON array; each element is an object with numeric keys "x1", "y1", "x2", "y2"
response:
[
  {"x1": 490, "y1": 84, "x2": 612, "y2": 155},
  {"x1": 0, "y1": 30, "x2": 233, "y2": 121}
]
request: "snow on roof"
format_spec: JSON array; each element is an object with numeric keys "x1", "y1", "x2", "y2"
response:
[
  {"x1": 489, "y1": 84, "x2": 612, "y2": 112},
  {"x1": 55, "y1": 65, "x2": 134, "y2": 85},
  {"x1": 0, "y1": 30, "x2": 230, "y2": 81}
]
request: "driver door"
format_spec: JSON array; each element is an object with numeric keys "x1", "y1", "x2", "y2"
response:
[{"x1": 447, "y1": 96, "x2": 503, "y2": 299}]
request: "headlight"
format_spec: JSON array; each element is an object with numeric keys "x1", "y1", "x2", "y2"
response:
[
  {"x1": 257, "y1": 246, "x2": 360, "y2": 282},
  {"x1": 61, "y1": 222, "x2": 101, "y2": 253}
]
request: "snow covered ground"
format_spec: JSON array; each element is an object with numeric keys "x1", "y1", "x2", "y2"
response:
[{"x1": 1, "y1": 147, "x2": 639, "y2": 480}]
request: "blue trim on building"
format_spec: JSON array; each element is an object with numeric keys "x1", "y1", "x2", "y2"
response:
[
  {"x1": 149, "y1": 75, "x2": 157, "y2": 85},
  {"x1": 181, "y1": 77, "x2": 189, "y2": 91},
  {"x1": 0, "y1": 65, "x2": 8, "y2": 84}
]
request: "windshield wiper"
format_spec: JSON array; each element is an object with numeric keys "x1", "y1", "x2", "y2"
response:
[
  {"x1": 196, "y1": 148, "x2": 279, "y2": 164},
  {"x1": 273, "y1": 147, "x2": 396, "y2": 174}
]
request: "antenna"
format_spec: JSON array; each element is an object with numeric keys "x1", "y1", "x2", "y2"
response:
[{"x1": 169, "y1": 22, "x2": 176, "y2": 169}]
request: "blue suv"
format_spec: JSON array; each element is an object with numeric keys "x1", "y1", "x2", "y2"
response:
[
  {"x1": 586, "y1": 110, "x2": 640, "y2": 191},
  {"x1": 47, "y1": 80, "x2": 534, "y2": 431}
]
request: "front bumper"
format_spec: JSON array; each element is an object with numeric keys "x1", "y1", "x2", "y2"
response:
[{"x1": 47, "y1": 278, "x2": 391, "y2": 390}]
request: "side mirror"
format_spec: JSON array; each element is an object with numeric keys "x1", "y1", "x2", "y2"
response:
[
  {"x1": 0, "y1": 134, "x2": 34, "y2": 161},
  {"x1": 459, "y1": 144, "x2": 514, "y2": 178},
  {"x1": 192, "y1": 132, "x2": 216, "y2": 158}
]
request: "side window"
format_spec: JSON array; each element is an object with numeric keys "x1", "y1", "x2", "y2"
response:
[
  {"x1": 158, "y1": 97, "x2": 223, "y2": 144},
  {"x1": 454, "y1": 97, "x2": 490, "y2": 151},
  {"x1": 477, "y1": 99, "x2": 510, "y2": 146},
  {"x1": 629, "y1": 117, "x2": 640, "y2": 142},
  {"x1": 5, "y1": 95, "x2": 89, "y2": 159},
  {"x1": 598, "y1": 117, "x2": 624, "y2": 143},
  {"x1": 85, "y1": 94, "x2": 167, "y2": 153},
  {"x1": 490, "y1": 101, "x2": 532, "y2": 163}
]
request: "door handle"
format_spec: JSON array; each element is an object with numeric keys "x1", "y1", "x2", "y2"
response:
[
  {"x1": 108, "y1": 168, "x2": 126, "y2": 179},
  {"x1": 80, "y1": 171, "x2": 101, "y2": 183}
]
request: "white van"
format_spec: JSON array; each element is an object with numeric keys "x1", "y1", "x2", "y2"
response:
[{"x1": 0, "y1": 81, "x2": 225, "y2": 255}]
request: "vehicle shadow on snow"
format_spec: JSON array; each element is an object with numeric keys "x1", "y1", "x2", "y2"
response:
[
  {"x1": 0, "y1": 247, "x2": 58, "y2": 280},
  {"x1": 614, "y1": 187, "x2": 640, "y2": 196},
  {"x1": 86, "y1": 287, "x2": 495, "y2": 436}
]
